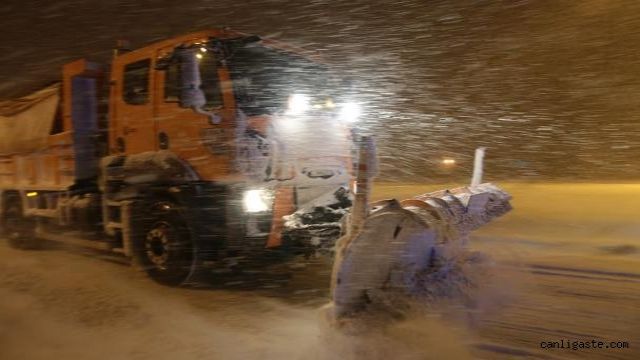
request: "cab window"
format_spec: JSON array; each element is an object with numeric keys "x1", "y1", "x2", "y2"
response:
[
  {"x1": 164, "y1": 62, "x2": 180, "y2": 102},
  {"x1": 123, "y1": 59, "x2": 150, "y2": 105}
]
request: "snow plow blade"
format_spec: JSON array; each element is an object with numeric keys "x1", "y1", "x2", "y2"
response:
[{"x1": 327, "y1": 140, "x2": 512, "y2": 321}]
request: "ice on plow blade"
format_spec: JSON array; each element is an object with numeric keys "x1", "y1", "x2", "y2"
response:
[{"x1": 327, "y1": 141, "x2": 512, "y2": 321}]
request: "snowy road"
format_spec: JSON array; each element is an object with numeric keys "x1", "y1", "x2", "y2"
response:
[{"x1": 1, "y1": 183, "x2": 638, "y2": 359}]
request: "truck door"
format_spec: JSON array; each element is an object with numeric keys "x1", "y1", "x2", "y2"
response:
[
  {"x1": 113, "y1": 57, "x2": 156, "y2": 154},
  {"x1": 153, "y1": 49, "x2": 235, "y2": 179}
]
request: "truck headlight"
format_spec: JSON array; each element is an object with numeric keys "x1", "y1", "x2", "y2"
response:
[
  {"x1": 286, "y1": 93, "x2": 310, "y2": 115},
  {"x1": 338, "y1": 102, "x2": 362, "y2": 122},
  {"x1": 243, "y1": 189, "x2": 273, "y2": 213}
]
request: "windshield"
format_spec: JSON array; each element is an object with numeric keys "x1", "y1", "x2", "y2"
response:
[{"x1": 227, "y1": 44, "x2": 337, "y2": 116}]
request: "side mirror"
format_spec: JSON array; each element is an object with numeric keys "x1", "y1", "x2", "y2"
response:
[{"x1": 175, "y1": 47, "x2": 207, "y2": 109}]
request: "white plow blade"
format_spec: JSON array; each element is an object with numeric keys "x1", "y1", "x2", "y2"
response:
[
  {"x1": 329, "y1": 183, "x2": 512, "y2": 320},
  {"x1": 330, "y1": 200, "x2": 438, "y2": 318}
]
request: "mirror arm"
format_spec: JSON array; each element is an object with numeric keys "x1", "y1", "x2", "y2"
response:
[{"x1": 192, "y1": 106, "x2": 222, "y2": 125}]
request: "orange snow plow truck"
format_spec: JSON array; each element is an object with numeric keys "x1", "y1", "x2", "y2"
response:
[{"x1": 0, "y1": 30, "x2": 511, "y2": 316}]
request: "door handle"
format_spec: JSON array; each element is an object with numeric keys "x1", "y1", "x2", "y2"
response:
[
  {"x1": 158, "y1": 132, "x2": 169, "y2": 149},
  {"x1": 123, "y1": 126, "x2": 137, "y2": 135}
]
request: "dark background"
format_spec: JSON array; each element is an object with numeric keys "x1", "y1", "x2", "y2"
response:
[{"x1": 2, "y1": 0, "x2": 639, "y2": 181}]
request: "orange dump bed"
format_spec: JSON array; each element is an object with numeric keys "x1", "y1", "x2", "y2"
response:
[{"x1": 0, "y1": 59, "x2": 102, "y2": 191}]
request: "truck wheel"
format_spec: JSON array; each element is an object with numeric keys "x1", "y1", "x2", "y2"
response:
[
  {"x1": 1, "y1": 198, "x2": 37, "y2": 249},
  {"x1": 135, "y1": 202, "x2": 196, "y2": 286}
]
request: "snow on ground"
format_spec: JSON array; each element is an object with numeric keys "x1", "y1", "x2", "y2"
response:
[
  {"x1": 0, "y1": 183, "x2": 639, "y2": 359},
  {"x1": 375, "y1": 182, "x2": 640, "y2": 359},
  {"x1": 0, "y1": 241, "x2": 478, "y2": 360}
]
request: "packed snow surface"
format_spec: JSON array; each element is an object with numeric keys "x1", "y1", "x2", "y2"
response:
[{"x1": 1, "y1": 183, "x2": 638, "y2": 359}]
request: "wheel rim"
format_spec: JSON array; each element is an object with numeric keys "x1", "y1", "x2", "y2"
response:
[
  {"x1": 145, "y1": 222, "x2": 172, "y2": 269},
  {"x1": 137, "y1": 204, "x2": 195, "y2": 285},
  {"x1": 4, "y1": 208, "x2": 29, "y2": 240},
  {"x1": 5, "y1": 217, "x2": 21, "y2": 239}
]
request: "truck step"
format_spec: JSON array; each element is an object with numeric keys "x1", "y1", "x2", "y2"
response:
[
  {"x1": 25, "y1": 208, "x2": 58, "y2": 218},
  {"x1": 106, "y1": 221, "x2": 123, "y2": 229},
  {"x1": 111, "y1": 247, "x2": 126, "y2": 254}
]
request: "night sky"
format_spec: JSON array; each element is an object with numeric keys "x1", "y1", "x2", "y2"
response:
[{"x1": 2, "y1": 0, "x2": 639, "y2": 181}]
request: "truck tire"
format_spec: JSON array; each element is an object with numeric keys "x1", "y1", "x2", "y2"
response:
[
  {"x1": 133, "y1": 201, "x2": 196, "y2": 286},
  {"x1": 1, "y1": 197, "x2": 38, "y2": 249}
]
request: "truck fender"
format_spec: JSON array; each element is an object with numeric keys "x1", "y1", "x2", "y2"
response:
[
  {"x1": 121, "y1": 151, "x2": 199, "y2": 185},
  {"x1": 98, "y1": 155, "x2": 126, "y2": 192},
  {"x1": 99, "y1": 151, "x2": 199, "y2": 190}
]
